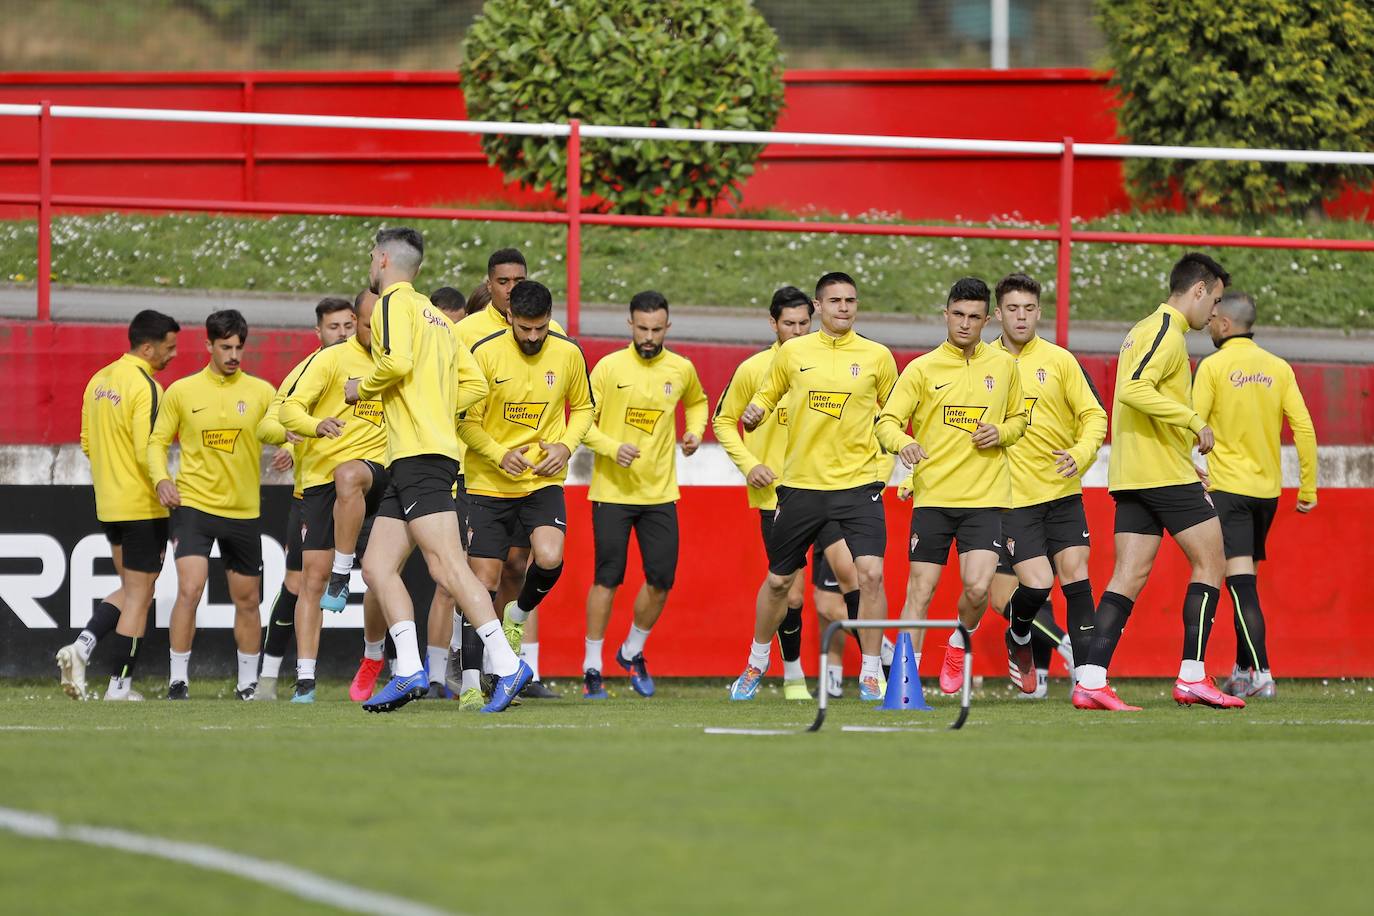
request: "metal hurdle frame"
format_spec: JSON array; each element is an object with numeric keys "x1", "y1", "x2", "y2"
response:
[{"x1": 809, "y1": 619, "x2": 972, "y2": 732}]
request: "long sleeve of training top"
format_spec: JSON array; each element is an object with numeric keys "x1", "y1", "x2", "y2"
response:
[
  {"x1": 280, "y1": 336, "x2": 390, "y2": 489},
  {"x1": 83, "y1": 353, "x2": 166, "y2": 522}
]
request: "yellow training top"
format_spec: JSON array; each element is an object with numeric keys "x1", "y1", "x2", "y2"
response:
[
  {"x1": 1193, "y1": 336, "x2": 1318, "y2": 502},
  {"x1": 358, "y1": 281, "x2": 488, "y2": 464},
  {"x1": 147, "y1": 365, "x2": 275, "y2": 518},
  {"x1": 748, "y1": 329, "x2": 898, "y2": 491},
  {"x1": 877, "y1": 341, "x2": 1026, "y2": 509},
  {"x1": 713, "y1": 343, "x2": 790, "y2": 511},
  {"x1": 256, "y1": 349, "x2": 319, "y2": 499},
  {"x1": 992, "y1": 334, "x2": 1108, "y2": 508},
  {"x1": 459, "y1": 328, "x2": 594, "y2": 498},
  {"x1": 452, "y1": 304, "x2": 566, "y2": 472},
  {"x1": 584, "y1": 344, "x2": 708, "y2": 505},
  {"x1": 280, "y1": 336, "x2": 389, "y2": 490},
  {"x1": 80, "y1": 353, "x2": 167, "y2": 522},
  {"x1": 1108, "y1": 304, "x2": 1205, "y2": 492}
]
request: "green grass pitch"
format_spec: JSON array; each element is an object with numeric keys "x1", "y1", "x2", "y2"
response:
[{"x1": 1, "y1": 678, "x2": 1370, "y2": 915}]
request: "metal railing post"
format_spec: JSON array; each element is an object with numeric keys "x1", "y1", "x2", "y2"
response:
[
  {"x1": 37, "y1": 100, "x2": 52, "y2": 323},
  {"x1": 565, "y1": 118, "x2": 582, "y2": 337},
  {"x1": 1055, "y1": 136, "x2": 1074, "y2": 348}
]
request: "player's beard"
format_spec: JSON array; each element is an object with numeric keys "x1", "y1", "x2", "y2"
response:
[
  {"x1": 518, "y1": 337, "x2": 545, "y2": 356},
  {"x1": 636, "y1": 341, "x2": 663, "y2": 359}
]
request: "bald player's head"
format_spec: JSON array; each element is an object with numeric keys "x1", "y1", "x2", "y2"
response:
[{"x1": 1210, "y1": 289, "x2": 1256, "y2": 346}]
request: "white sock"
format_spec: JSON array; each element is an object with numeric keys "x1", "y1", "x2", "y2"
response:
[
  {"x1": 783, "y1": 657, "x2": 804, "y2": 681},
  {"x1": 1178, "y1": 659, "x2": 1206, "y2": 682},
  {"x1": 584, "y1": 638, "x2": 604, "y2": 673},
  {"x1": 331, "y1": 551, "x2": 354, "y2": 576},
  {"x1": 475, "y1": 619, "x2": 519, "y2": 677},
  {"x1": 880, "y1": 636, "x2": 895, "y2": 666},
  {"x1": 426, "y1": 645, "x2": 448, "y2": 684},
  {"x1": 75, "y1": 631, "x2": 97, "y2": 661},
  {"x1": 1077, "y1": 663, "x2": 1107, "y2": 690},
  {"x1": 261, "y1": 654, "x2": 283, "y2": 680},
  {"x1": 507, "y1": 602, "x2": 530, "y2": 624},
  {"x1": 1010, "y1": 628, "x2": 1031, "y2": 646},
  {"x1": 388, "y1": 621, "x2": 424, "y2": 678},
  {"x1": 949, "y1": 624, "x2": 978, "y2": 650},
  {"x1": 481, "y1": 647, "x2": 493, "y2": 676},
  {"x1": 298, "y1": 658, "x2": 317, "y2": 681},
  {"x1": 107, "y1": 675, "x2": 130, "y2": 698},
  {"x1": 461, "y1": 669, "x2": 480, "y2": 691},
  {"x1": 237, "y1": 651, "x2": 259, "y2": 690},
  {"x1": 363, "y1": 638, "x2": 384, "y2": 661},
  {"x1": 860, "y1": 654, "x2": 881, "y2": 679},
  {"x1": 521, "y1": 642, "x2": 541, "y2": 681},
  {"x1": 748, "y1": 640, "x2": 771, "y2": 671},
  {"x1": 450, "y1": 612, "x2": 464, "y2": 651},
  {"x1": 620, "y1": 624, "x2": 651, "y2": 660},
  {"x1": 826, "y1": 663, "x2": 843, "y2": 684},
  {"x1": 169, "y1": 649, "x2": 190, "y2": 685}
]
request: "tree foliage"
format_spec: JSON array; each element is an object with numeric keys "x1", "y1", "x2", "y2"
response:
[
  {"x1": 461, "y1": 0, "x2": 785, "y2": 215},
  {"x1": 1099, "y1": 0, "x2": 1374, "y2": 216}
]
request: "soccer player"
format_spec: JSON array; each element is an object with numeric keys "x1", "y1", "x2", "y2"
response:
[
  {"x1": 1194, "y1": 290, "x2": 1318, "y2": 699},
  {"x1": 988, "y1": 272, "x2": 1107, "y2": 698},
  {"x1": 148, "y1": 309, "x2": 277, "y2": 701},
  {"x1": 430, "y1": 286, "x2": 467, "y2": 322},
  {"x1": 59, "y1": 309, "x2": 181, "y2": 701},
  {"x1": 877, "y1": 277, "x2": 1027, "y2": 695},
  {"x1": 344, "y1": 227, "x2": 528, "y2": 713},
  {"x1": 253, "y1": 296, "x2": 356, "y2": 700},
  {"x1": 713, "y1": 286, "x2": 864, "y2": 700},
  {"x1": 580, "y1": 291, "x2": 707, "y2": 698},
  {"x1": 458, "y1": 278, "x2": 593, "y2": 703},
  {"x1": 729, "y1": 272, "x2": 898, "y2": 701},
  {"x1": 1074, "y1": 252, "x2": 1244, "y2": 711},
  {"x1": 452, "y1": 251, "x2": 569, "y2": 702},
  {"x1": 280, "y1": 293, "x2": 393, "y2": 703}
]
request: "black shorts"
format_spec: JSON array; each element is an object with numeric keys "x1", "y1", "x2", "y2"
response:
[
  {"x1": 759, "y1": 509, "x2": 843, "y2": 591},
  {"x1": 593, "y1": 501, "x2": 678, "y2": 590},
  {"x1": 284, "y1": 497, "x2": 304, "y2": 572},
  {"x1": 996, "y1": 494, "x2": 1092, "y2": 574},
  {"x1": 171, "y1": 506, "x2": 263, "y2": 575},
  {"x1": 767, "y1": 482, "x2": 886, "y2": 577},
  {"x1": 909, "y1": 506, "x2": 1002, "y2": 565},
  {"x1": 102, "y1": 517, "x2": 170, "y2": 574},
  {"x1": 466, "y1": 486, "x2": 567, "y2": 560},
  {"x1": 1212, "y1": 491, "x2": 1279, "y2": 561},
  {"x1": 300, "y1": 460, "x2": 389, "y2": 552},
  {"x1": 1112, "y1": 483, "x2": 1217, "y2": 538},
  {"x1": 377, "y1": 454, "x2": 458, "y2": 523},
  {"x1": 454, "y1": 474, "x2": 470, "y2": 538}
]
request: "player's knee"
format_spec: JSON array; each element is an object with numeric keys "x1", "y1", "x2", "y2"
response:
[
  {"x1": 963, "y1": 583, "x2": 991, "y2": 608},
  {"x1": 764, "y1": 572, "x2": 792, "y2": 598},
  {"x1": 856, "y1": 565, "x2": 883, "y2": 592}
]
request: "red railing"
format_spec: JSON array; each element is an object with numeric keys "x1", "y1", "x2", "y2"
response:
[{"x1": 6, "y1": 101, "x2": 1374, "y2": 348}]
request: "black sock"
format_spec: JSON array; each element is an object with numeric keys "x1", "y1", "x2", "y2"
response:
[
  {"x1": 517, "y1": 562, "x2": 563, "y2": 613},
  {"x1": 1226, "y1": 574, "x2": 1267, "y2": 670},
  {"x1": 1008, "y1": 585, "x2": 1053, "y2": 639},
  {"x1": 262, "y1": 587, "x2": 296, "y2": 658},
  {"x1": 1085, "y1": 591, "x2": 1134, "y2": 669},
  {"x1": 1029, "y1": 602, "x2": 1061, "y2": 669},
  {"x1": 842, "y1": 589, "x2": 863, "y2": 646},
  {"x1": 1181, "y1": 582, "x2": 1222, "y2": 664},
  {"x1": 108, "y1": 632, "x2": 140, "y2": 681},
  {"x1": 384, "y1": 634, "x2": 396, "y2": 661},
  {"x1": 461, "y1": 617, "x2": 484, "y2": 675},
  {"x1": 1062, "y1": 579, "x2": 1095, "y2": 667},
  {"x1": 778, "y1": 605, "x2": 804, "y2": 662},
  {"x1": 86, "y1": 600, "x2": 121, "y2": 642}
]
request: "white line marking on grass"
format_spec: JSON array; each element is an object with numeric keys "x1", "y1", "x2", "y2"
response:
[
  {"x1": 840, "y1": 725, "x2": 938, "y2": 733},
  {"x1": 703, "y1": 727, "x2": 794, "y2": 736},
  {"x1": 0, "y1": 806, "x2": 456, "y2": 916}
]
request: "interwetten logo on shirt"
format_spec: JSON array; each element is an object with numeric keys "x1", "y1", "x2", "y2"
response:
[
  {"x1": 353, "y1": 399, "x2": 384, "y2": 427},
  {"x1": 942, "y1": 405, "x2": 987, "y2": 433},
  {"x1": 1023, "y1": 397, "x2": 1037, "y2": 427},
  {"x1": 625, "y1": 406, "x2": 664, "y2": 435},
  {"x1": 777, "y1": 407, "x2": 789, "y2": 427},
  {"x1": 202, "y1": 429, "x2": 241, "y2": 453},
  {"x1": 808, "y1": 391, "x2": 850, "y2": 419},
  {"x1": 504, "y1": 402, "x2": 548, "y2": 430}
]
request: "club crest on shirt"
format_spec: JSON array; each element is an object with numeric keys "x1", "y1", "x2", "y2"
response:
[
  {"x1": 808, "y1": 390, "x2": 851, "y2": 419},
  {"x1": 353, "y1": 399, "x2": 384, "y2": 427},
  {"x1": 942, "y1": 405, "x2": 988, "y2": 433},
  {"x1": 663, "y1": 380, "x2": 673, "y2": 396},
  {"x1": 1036, "y1": 367, "x2": 1047, "y2": 385},
  {"x1": 545, "y1": 370, "x2": 557, "y2": 388},
  {"x1": 625, "y1": 406, "x2": 664, "y2": 435},
  {"x1": 984, "y1": 375, "x2": 995, "y2": 391},
  {"x1": 202, "y1": 429, "x2": 241, "y2": 453},
  {"x1": 503, "y1": 401, "x2": 548, "y2": 430}
]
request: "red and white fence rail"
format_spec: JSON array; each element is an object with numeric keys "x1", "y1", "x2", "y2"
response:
[{"x1": 2, "y1": 101, "x2": 1374, "y2": 345}]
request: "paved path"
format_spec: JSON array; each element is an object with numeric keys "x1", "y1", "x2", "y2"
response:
[{"x1": 2, "y1": 285, "x2": 1370, "y2": 362}]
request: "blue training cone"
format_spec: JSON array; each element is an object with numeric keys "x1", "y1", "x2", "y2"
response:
[{"x1": 880, "y1": 631, "x2": 932, "y2": 711}]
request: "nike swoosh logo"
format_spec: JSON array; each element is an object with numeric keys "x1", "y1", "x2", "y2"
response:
[
  {"x1": 934, "y1": 383, "x2": 951, "y2": 390},
  {"x1": 993, "y1": 541, "x2": 1002, "y2": 547},
  {"x1": 1082, "y1": 530, "x2": 1090, "y2": 538},
  {"x1": 1079, "y1": 625, "x2": 1094, "y2": 631},
  {"x1": 617, "y1": 384, "x2": 631, "y2": 389},
  {"x1": 871, "y1": 493, "x2": 881, "y2": 501},
  {"x1": 780, "y1": 627, "x2": 801, "y2": 636},
  {"x1": 554, "y1": 518, "x2": 565, "y2": 525},
  {"x1": 536, "y1": 587, "x2": 551, "y2": 594},
  {"x1": 494, "y1": 377, "x2": 511, "y2": 384},
  {"x1": 192, "y1": 407, "x2": 207, "y2": 413},
  {"x1": 823, "y1": 580, "x2": 838, "y2": 588},
  {"x1": 800, "y1": 366, "x2": 815, "y2": 372},
  {"x1": 405, "y1": 501, "x2": 418, "y2": 515}
]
